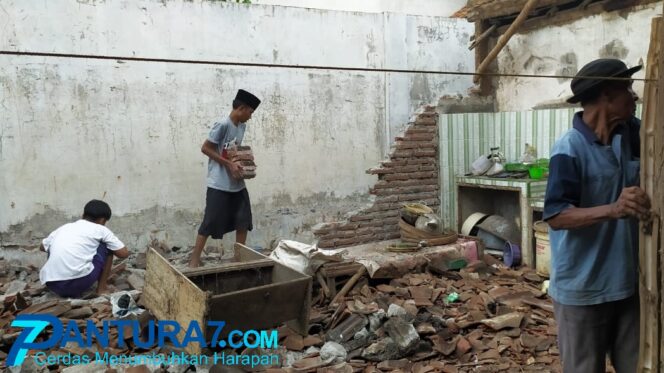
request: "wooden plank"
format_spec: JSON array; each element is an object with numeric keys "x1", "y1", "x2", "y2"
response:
[
  {"x1": 143, "y1": 248, "x2": 209, "y2": 355},
  {"x1": 180, "y1": 259, "x2": 274, "y2": 277},
  {"x1": 188, "y1": 266, "x2": 273, "y2": 295},
  {"x1": 638, "y1": 16, "x2": 663, "y2": 373},
  {"x1": 234, "y1": 242, "x2": 268, "y2": 261},
  {"x1": 208, "y1": 277, "x2": 310, "y2": 335},
  {"x1": 474, "y1": 0, "x2": 539, "y2": 84}
]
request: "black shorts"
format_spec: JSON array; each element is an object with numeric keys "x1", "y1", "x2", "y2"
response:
[{"x1": 198, "y1": 188, "x2": 253, "y2": 239}]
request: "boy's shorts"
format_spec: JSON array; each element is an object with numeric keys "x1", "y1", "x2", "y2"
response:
[
  {"x1": 198, "y1": 187, "x2": 253, "y2": 239},
  {"x1": 46, "y1": 242, "x2": 111, "y2": 298}
]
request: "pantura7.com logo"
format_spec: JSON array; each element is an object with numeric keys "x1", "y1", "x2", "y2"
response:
[{"x1": 8, "y1": 314, "x2": 279, "y2": 367}]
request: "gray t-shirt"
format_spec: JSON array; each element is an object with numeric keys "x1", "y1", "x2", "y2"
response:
[{"x1": 206, "y1": 116, "x2": 246, "y2": 192}]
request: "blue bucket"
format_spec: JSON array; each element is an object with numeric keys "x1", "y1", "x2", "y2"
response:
[{"x1": 503, "y1": 241, "x2": 522, "y2": 267}]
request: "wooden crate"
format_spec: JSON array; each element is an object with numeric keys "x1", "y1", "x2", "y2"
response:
[{"x1": 143, "y1": 243, "x2": 312, "y2": 354}]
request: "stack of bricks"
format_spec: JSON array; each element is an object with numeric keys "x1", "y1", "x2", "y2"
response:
[
  {"x1": 314, "y1": 106, "x2": 440, "y2": 249},
  {"x1": 230, "y1": 146, "x2": 257, "y2": 179}
]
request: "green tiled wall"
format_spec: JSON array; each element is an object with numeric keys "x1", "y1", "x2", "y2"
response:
[{"x1": 438, "y1": 105, "x2": 643, "y2": 230}]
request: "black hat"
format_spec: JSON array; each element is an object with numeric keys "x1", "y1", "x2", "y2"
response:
[
  {"x1": 235, "y1": 89, "x2": 261, "y2": 110},
  {"x1": 567, "y1": 59, "x2": 642, "y2": 104}
]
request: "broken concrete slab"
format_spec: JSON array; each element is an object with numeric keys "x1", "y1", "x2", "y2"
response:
[
  {"x1": 3, "y1": 280, "x2": 27, "y2": 295},
  {"x1": 384, "y1": 318, "x2": 420, "y2": 353},
  {"x1": 361, "y1": 338, "x2": 401, "y2": 361},
  {"x1": 481, "y1": 312, "x2": 524, "y2": 331}
]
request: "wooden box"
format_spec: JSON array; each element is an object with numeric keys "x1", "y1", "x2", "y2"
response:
[{"x1": 143, "y1": 243, "x2": 312, "y2": 354}]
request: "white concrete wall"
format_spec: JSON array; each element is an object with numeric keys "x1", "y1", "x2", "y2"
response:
[
  {"x1": 0, "y1": 0, "x2": 473, "y2": 250},
  {"x1": 250, "y1": 0, "x2": 468, "y2": 17},
  {"x1": 494, "y1": 3, "x2": 662, "y2": 112}
]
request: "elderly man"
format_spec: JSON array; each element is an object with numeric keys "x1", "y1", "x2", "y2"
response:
[{"x1": 544, "y1": 58, "x2": 651, "y2": 372}]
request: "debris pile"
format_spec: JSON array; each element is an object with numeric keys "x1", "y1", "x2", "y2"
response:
[
  {"x1": 1, "y1": 241, "x2": 560, "y2": 372},
  {"x1": 283, "y1": 255, "x2": 559, "y2": 373}
]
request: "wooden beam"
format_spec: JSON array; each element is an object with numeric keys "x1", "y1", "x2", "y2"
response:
[
  {"x1": 466, "y1": 0, "x2": 569, "y2": 21},
  {"x1": 473, "y1": 0, "x2": 539, "y2": 84},
  {"x1": 469, "y1": 24, "x2": 497, "y2": 50},
  {"x1": 496, "y1": 0, "x2": 659, "y2": 34},
  {"x1": 638, "y1": 16, "x2": 663, "y2": 373}
]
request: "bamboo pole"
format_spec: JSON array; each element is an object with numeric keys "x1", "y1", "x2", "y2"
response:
[
  {"x1": 330, "y1": 266, "x2": 366, "y2": 306},
  {"x1": 638, "y1": 16, "x2": 663, "y2": 373},
  {"x1": 473, "y1": 0, "x2": 538, "y2": 84}
]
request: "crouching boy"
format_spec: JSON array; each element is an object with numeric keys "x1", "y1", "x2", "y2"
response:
[{"x1": 39, "y1": 200, "x2": 130, "y2": 297}]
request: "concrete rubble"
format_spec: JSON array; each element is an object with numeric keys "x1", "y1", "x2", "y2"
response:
[{"x1": 1, "y1": 241, "x2": 560, "y2": 372}]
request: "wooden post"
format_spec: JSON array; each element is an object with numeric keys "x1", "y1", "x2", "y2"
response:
[
  {"x1": 638, "y1": 16, "x2": 664, "y2": 373},
  {"x1": 473, "y1": 0, "x2": 539, "y2": 84}
]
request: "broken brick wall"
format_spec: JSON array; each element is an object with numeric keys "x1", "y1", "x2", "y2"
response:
[{"x1": 314, "y1": 106, "x2": 440, "y2": 248}]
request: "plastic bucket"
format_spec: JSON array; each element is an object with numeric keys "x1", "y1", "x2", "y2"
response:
[{"x1": 535, "y1": 230, "x2": 551, "y2": 277}]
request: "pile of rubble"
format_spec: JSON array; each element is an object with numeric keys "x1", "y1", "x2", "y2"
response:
[
  {"x1": 1, "y1": 241, "x2": 560, "y2": 372},
  {"x1": 280, "y1": 255, "x2": 558, "y2": 373}
]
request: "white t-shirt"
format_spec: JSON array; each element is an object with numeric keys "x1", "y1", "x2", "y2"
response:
[{"x1": 39, "y1": 219, "x2": 125, "y2": 283}]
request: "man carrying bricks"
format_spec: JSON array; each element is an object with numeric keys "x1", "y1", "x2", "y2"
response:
[{"x1": 189, "y1": 89, "x2": 261, "y2": 268}]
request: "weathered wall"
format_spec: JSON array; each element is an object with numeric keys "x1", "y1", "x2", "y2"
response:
[
  {"x1": 250, "y1": 0, "x2": 467, "y2": 17},
  {"x1": 0, "y1": 0, "x2": 473, "y2": 251},
  {"x1": 494, "y1": 3, "x2": 662, "y2": 112}
]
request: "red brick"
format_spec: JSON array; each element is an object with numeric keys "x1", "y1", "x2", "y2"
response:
[
  {"x1": 373, "y1": 178, "x2": 439, "y2": 188},
  {"x1": 391, "y1": 151, "x2": 415, "y2": 159},
  {"x1": 359, "y1": 220, "x2": 382, "y2": 228},
  {"x1": 338, "y1": 222, "x2": 360, "y2": 231},
  {"x1": 390, "y1": 165, "x2": 421, "y2": 173},
  {"x1": 383, "y1": 173, "x2": 411, "y2": 181},
  {"x1": 372, "y1": 181, "x2": 390, "y2": 189},
  {"x1": 398, "y1": 192, "x2": 438, "y2": 202},
  {"x1": 372, "y1": 185, "x2": 437, "y2": 196},
  {"x1": 356, "y1": 233, "x2": 378, "y2": 243},
  {"x1": 415, "y1": 117, "x2": 437, "y2": 126},
  {"x1": 406, "y1": 157, "x2": 438, "y2": 165},
  {"x1": 419, "y1": 165, "x2": 437, "y2": 172},
  {"x1": 395, "y1": 141, "x2": 436, "y2": 150},
  {"x1": 414, "y1": 149, "x2": 437, "y2": 157},
  {"x1": 356, "y1": 227, "x2": 374, "y2": 235},
  {"x1": 380, "y1": 160, "x2": 407, "y2": 167},
  {"x1": 419, "y1": 198, "x2": 440, "y2": 206},
  {"x1": 317, "y1": 240, "x2": 335, "y2": 248},
  {"x1": 405, "y1": 127, "x2": 436, "y2": 135},
  {"x1": 417, "y1": 111, "x2": 438, "y2": 118},
  {"x1": 403, "y1": 134, "x2": 436, "y2": 142},
  {"x1": 335, "y1": 238, "x2": 358, "y2": 247},
  {"x1": 349, "y1": 214, "x2": 373, "y2": 222},
  {"x1": 338, "y1": 230, "x2": 359, "y2": 238},
  {"x1": 366, "y1": 167, "x2": 394, "y2": 175},
  {"x1": 376, "y1": 194, "x2": 399, "y2": 203}
]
